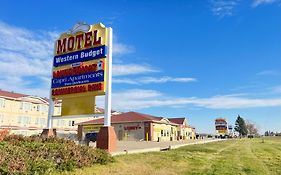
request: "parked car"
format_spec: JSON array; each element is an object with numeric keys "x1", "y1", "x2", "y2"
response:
[{"x1": 85, "y1": 132, "x2": 98, "y2": 145}]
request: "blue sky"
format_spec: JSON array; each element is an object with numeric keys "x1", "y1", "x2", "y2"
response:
[{"x1": 0, "y1": 0, "x2": 280, "y2": 133}]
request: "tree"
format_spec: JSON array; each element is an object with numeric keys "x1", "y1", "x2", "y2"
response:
[
  {"x1": 245, "y1": 120, "x2": 259, "y2": 136},
  {"x1": 235, "y1": 115, "x2": 248, "y2": 136}
]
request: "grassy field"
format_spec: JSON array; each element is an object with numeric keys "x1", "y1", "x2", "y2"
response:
[{"x1": 59, "y1": 137, "x2": 281, "y2": 175}]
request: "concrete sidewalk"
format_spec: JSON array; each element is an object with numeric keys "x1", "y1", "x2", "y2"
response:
[{"x1": 111, "y1": 139, "x2": 224, "y2": 156}]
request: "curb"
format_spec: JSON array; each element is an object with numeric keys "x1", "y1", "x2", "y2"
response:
[
  {"x1": 111, "y1": 139, "x2": 223, "y2": 156},
  {"x1": 168, "y1": 139, "x2": 223, "y2": 150},
  {"x1": 112, "y1": 147, "x2": 161, "y2": 156}
]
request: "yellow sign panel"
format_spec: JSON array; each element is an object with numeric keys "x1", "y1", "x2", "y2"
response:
[
  {"x1": 218, "y1": 130, "x2": 227, "y2": 134},
  {"x1": 83, "y1": 125, "x2": 103, "y2": 132},
  {"x1": 61, "y1": 96, "x2": 95, "y2": 116}
]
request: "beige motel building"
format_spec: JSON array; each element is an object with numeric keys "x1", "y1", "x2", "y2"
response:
[
  {"x1": 77, "y1": 112, "x2": 196, "y2": 141},
  {"x1": 0, "y1": 89, "x2": 196, "y2": 141}
]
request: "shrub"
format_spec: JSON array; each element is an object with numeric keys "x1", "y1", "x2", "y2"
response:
[
  {"x1": 0, "y1": 135, "x2": 114, "y2": 174},
  {"x1": 0, "y1": 129, "x2": 9, "y2": 141}
]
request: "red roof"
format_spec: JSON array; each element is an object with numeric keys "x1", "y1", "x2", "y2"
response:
[
  {"x1": 169, "y1": 118, "x2": 186, "y2": 125},
  {"x1": 78, "y1": 111, "x2": 164, "y2": 125},
  {"x1": 0, "y1": 89, "x2": 26, "y2": 99}
]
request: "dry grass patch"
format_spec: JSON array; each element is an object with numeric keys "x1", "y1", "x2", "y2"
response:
[{"x1": 58, "y1": 137, "x2": 281, "y2": 175}]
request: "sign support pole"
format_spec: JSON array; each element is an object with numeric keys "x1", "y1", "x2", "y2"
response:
[
  {"x1": 41, "y1": 59, "x2": 56, "y2": 137},
  {"x1": 104, "y1": 27, "x2": 112, "y2": 127},
  {"x1": 47, "y1": 94, "x2": 54, "y2": 129},
  {"x1": 96, "y1": 27, "x2": 116, "y2": 152}
]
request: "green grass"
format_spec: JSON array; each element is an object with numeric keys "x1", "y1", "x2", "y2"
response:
[{"x1": 57, "y1": 137, "x2": 281, "y2": 175}]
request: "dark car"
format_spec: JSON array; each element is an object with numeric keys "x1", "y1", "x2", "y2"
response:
[{"x1": 85, "y1": 132, "x2": 98, "y2": 145}]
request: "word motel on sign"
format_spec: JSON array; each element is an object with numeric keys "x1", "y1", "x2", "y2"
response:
[{"x1": 56, "y1": 30, "x2": 102, "y2": 55}]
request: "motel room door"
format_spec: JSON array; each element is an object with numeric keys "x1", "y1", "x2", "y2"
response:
[{"x1": 117, "y1": 130, "x2": 123, "y2": 140}]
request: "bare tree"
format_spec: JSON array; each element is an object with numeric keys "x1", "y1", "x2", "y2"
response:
[{"x1": 245, "y1": 120, "x2": 259, "y2": 135}]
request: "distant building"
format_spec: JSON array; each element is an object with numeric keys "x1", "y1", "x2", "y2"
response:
[
  {"x1": 77, "y1": 112, "x2": 196, "y2": 141},
  {"x1": 169, "y1": 118, "x2": 196, "y2": 140}
]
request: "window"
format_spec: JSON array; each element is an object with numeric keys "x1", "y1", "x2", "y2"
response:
[
  {"x1": 57, "y1": 119, "x2": 65, "y2": 127},
  {"x1": 68, "y1": 120, "x2": 75, "y2": 126},
  {"x1": 17, "y1": 116, "x2": 21, "y2": 124},
  {"x1": 36, "y1": 105, "x2": 40, "y2": 111},
  {"x1": 42, "y1": 105, "x2": 48, "y2": 113},
  {"x1": 37, "y1": 104, "x2": 48, "y2": 112},
  {"x1": 56, "y1": 120, "x2": 60, "y2": 126},
  {"x1": 24, "y1": 117, "x2": 30, "y2": 125},
  {"x1": 35, "y1": 118, "x2": 39, "y2": 125},
  {"x1": 161, "y1": 130, "x2": 164, "y2": 137},
  {"x1": 0, "y1": 114, "x2": 4, "y2": 123},
  {"x1": 39, "y1": 118, "x2": 46, "y2": 126},
  {"x1": 20, "y1": 102, "x2": 32, "y2": 111},
  {"x1": 57, "y1": 107, "x2": 61, "y2": 114},
  {"x1": 0, "y1": 98, "x2": 5, "y2": 108},
  {"x1": 17, "y1": 116, "x2": 31, "y2": 125}
]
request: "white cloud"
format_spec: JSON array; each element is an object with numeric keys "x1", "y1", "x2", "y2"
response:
[
  {"x1": 114, "y1": 89, "x2": 162, "y2": 99},
  {"x1": 0, "y1": 21, "x2": 57, "y2": 97},
  {"x1": 113, "y1": 78, "x2": 139, "y2": 85},
  {"x1": 111, "y1": 89, "x2": 184, "y2": 110},
  {"x1": 0, "y1": 76, "x2": 49, "y2": 98},
  {"x1": 113, "y1": 34, "x2": 134, "y2": 56},
  {"x1": 140, "y1": 77, "x2": 197, "y2": 84},
  {"x1": 113, "y1": 64, "x2": 158, "y2": 76},
  {"x1": 113, "y1": 76, "x2": 197, "y2": 84},
  {"x1": 113, "y1": 42, "x2": 134, "y2": 56},
  {"x1": 257, "y1": 70, "x2": 281, "y2": 76},
  {"x1": 272, "y1": 85, "x2": 281, "y2": 93},
  {"x1": 189, "y1": 95, "x2": 281, "y2": 109},
  {"x1": 110, "y1": 89, "x2": 281, "y2": 110},
  {"x1": 209, "y1": 0, "x2": 240, "y2": 17},
  {"x1": 252, "y1": 0, "x2": 281, "y2": 7},
  {"x1": 0, "y1": 21, "x2": 139, "y2": 97}
]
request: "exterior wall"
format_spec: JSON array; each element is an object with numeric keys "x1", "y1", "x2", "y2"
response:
[
  {"x1": 80, "y1": 122, "x2": 179, "y2": 142},
  {"x1": 0, "y1": 96, "x2": 93, "y2": 137},
  {"x1": 81, "y1": 122, "x2": 146, "y2": 141},
  {"x1": 185, "y1": 127, "x2": 194, "y2": 140},
  {"x1": 114, "y1": 122, "x2": 145, "y2": 141},
  {"x1": 152, "y1": 123, "x2": 177, "y2": 141},
  {"x1": 79, "y1": 122, "x2": 194, "y2": 142},
  {"x1": 0, "y1": 98, "x2": 49, "y2": 135},
  {"x1": 175, "y1": 126, "x2": 196, "y2": 140}
]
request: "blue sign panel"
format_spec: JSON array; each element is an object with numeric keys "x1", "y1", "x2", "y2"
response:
[
  {"x1": 51, "y1": 70, "x2": 104, "y2": 88},
  {"x1": 53, "y1": 45, "x2": 107, "y2": 67}
]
